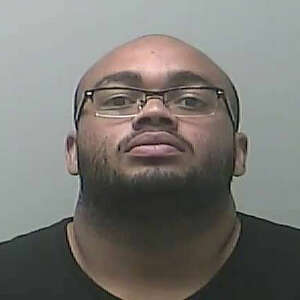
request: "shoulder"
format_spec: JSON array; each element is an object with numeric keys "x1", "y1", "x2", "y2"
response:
[
  {"x1": 237, "y1": 212, "x2": 300, "y2": 273},
  {"x1": 0, "y1": 217, "x2": 72, "y2": 256},
  {"x1": 238, "y1": 211, "x2": 300, "y2": 244},
  {"x1": 0, "y1": 218, "x2": 72, "y2": 294}
]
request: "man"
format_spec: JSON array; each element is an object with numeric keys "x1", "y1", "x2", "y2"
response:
[{"x1": 1, "y1": 35, "x2": 299, "y2": 299}]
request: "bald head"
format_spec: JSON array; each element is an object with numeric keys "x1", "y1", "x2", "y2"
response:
[{"x1": 74, "y1": 34, "x2": 239, "y2": 130}]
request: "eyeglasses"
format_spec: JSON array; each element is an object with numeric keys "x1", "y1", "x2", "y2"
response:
[{"x1": 75, "y1": 86, "x2": 235, "y2": 129}]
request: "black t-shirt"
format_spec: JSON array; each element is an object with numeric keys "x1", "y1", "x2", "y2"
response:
[{"x1": 1, "y1": 212, "x2": 300, "y2": 299}]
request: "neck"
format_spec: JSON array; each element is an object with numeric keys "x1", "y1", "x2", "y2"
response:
[
  {"x1": 75, "y1": 187, "x2": 234, "y2": 248},
  {"x1": 67, "y1": 191, "x2": 240, "y2": 298}
]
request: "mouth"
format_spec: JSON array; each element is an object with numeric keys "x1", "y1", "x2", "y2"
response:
[
  {"x1": 127, "y1": 144, "x2": 182, "y2": 157},
  {"x1": 124, "y1": 132, "x2": 186, "y2": 158}
]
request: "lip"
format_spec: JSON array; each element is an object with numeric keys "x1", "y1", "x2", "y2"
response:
[{"x1": 124, "y1": 132, "x2": 186, "y2": 154}]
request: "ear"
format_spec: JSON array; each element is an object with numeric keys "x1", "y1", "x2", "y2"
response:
[
  {"x1": 65, "y1": 132, "x2": 78, "y2": 176},
  {"x1": 233, "y1": 132, "x2": 248, "y2": 177}
]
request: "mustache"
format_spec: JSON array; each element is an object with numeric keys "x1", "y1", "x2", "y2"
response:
[{"x1": 117, "y1": 129, "x2": 194, "y2": 153}]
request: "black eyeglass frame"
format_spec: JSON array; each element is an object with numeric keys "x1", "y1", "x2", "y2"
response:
[{"x1": 74, "y1": 86, "x2": 236, "y2": 131}]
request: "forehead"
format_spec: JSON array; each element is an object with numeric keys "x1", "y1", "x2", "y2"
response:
[{"x1": 81, "y1": 37, "x2": 227, "y2": 90}]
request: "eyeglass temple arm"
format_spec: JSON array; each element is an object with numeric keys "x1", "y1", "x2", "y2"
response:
[
  {"x1": 217, "y1": 90, "x2": 236, "y2": 131},
  {"x1": 74, "y1": 94, "x2": 89, "y2": 128},
  {"x1": 223, "y1": 98, "x2": 236, "y2": 131}
]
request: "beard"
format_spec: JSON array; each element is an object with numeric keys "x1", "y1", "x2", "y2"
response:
[{"x1": 76, "y1": 137, "x2": 235, "y2": 239}]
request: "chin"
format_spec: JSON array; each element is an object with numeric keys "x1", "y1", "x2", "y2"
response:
[
  {"x1": 122, "y1": 165, "x2": 186, "y2": 180},
  {"x1": 117, "y1": 167, "x2": 192, "y2": 193}
]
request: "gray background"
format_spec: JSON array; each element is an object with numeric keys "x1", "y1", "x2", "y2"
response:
[{"x1": 1, "y1": 0, "x2": 299, "y2": 242}]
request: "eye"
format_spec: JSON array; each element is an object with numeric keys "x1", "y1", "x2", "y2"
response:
[
  {"x1": 176, "y1": 96, "x2": 206, "y2": 109},
  {"x1": 181, "y1": 97, "x2": 200, "y2": 107},
  {"x1": 103, "y1": 94, "x2": 135, "y2": 107}
]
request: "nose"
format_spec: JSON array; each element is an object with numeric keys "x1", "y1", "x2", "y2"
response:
[{"x1": 132, "y1": 96, "x2": 178, "y2": 131}]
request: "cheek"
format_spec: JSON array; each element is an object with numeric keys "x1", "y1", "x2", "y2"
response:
[
  {"x1": 99, "y1": 121, "x2": 132, "y2": 155},
  {"x1": 78, "y1": 119, "x2": 131, "y2": 161},
  {"x1": 180, "y1": 120, "x2": 233, "y2": 159},
  {"x1": 190, "y1": 131, "x2": 215, "y2": 159},
  {"x1": 78, "y1": 125, "x2": 106, "y2": 154}
]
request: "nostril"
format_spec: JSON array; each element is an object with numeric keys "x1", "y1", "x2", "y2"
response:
[
  {"x1": 132, "y1": 115, "x2": 177, "y2": 131},
  {"x1": 159, "y1": 117, "x2": 174, "y2": 126},
  {"x1": 134, "y1": 117, "x2": 151, "y2": 128}
]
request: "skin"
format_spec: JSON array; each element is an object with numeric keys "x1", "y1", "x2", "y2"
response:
[{"x1": 65, "y1": 35, "x2": 248, "y2": 300}]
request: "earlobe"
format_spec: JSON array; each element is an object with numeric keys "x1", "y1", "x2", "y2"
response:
[
  {"x1": 233, "y1": 132, "x2": 248, "y2": 177},
  {"x1": 65, "y1": 132, "x2": 78, "y2": 176}
]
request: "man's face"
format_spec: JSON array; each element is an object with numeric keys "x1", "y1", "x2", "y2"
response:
[{"x1": 68, "y1": 37, "x2": 246, "y2": 202}]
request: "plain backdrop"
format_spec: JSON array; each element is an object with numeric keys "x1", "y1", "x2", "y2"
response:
[{"x1": 1, "y1": 0, "x2": 299, "y2": 242}]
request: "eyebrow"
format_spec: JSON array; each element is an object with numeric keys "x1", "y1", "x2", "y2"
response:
[
  {"x1": 91, "y1": 70, "x2": 215, "y2": 89},
  {"x1": 166, "y1": 70, "x2": 214, "y2": 87},
  {"x1": 92, "y1": 71, "x2": 143, "y2": 89}
]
